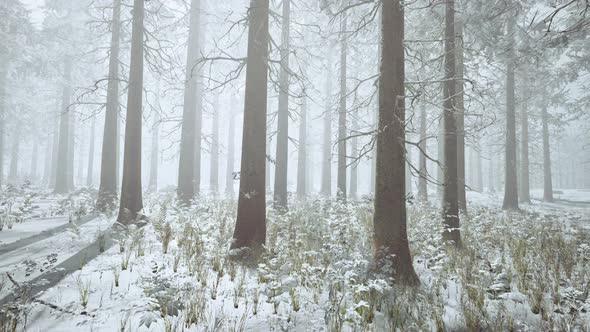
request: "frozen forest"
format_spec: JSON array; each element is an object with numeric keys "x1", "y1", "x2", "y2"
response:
[{"x1": 0, "y1": 0, "x2": 589, "y2": 330}]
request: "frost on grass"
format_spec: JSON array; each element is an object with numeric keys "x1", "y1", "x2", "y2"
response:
[{"x1": 4, "y1": 191, "x2": 589, "y2": 331}]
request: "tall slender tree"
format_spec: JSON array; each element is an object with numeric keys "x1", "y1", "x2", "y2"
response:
[
  {"x1": 177, "y1": 0, "x2": 201, "y2": 205},
  {"x1": 273, "y1": 0, "x2": 291, "y2": 210},
  {"x1": 149, "y1": 113, "x2": 159, "y2": 192},
  {"x1": 321, "y1": 44, "x2": 333, "y2": 197},
  {"x1": 373, "y1": 0, "x2": 418, "y2": 285},
  {"x1": 542, "y1": 106, "x2": 554, "y2": 202},
  {"x1": 442, "y1": 0, "x2": 461, "y2": 245},
  {"x1": 520, "y1": 107, "x2": 531, "y2": 202},
  {"x1": 225, "y1": 96, "x2": 237, "y2": 197},
  {"x1": 96, "y1": 0, "x2": 122, "y2": 211},
  {"x1": 456, "y1": 12, "x2": 467, "y2": 213},
  {"x1": 502, "y1": 10, "x2": 519, "y2": 210},
  {"x1": 86, "y1": 117, "x2": 96, "y2": 187},
  {"x1": 417, "y1": 104, "x2": 428, "y2": 202},
  {"x1": 54, "y1": 58, "x2": 73, "y2": 194},
  {"x1": 117, "y1": 0, "x2": 145, "y2": 224},
  {"x1": 337, "y1": 14, "x2": 348, "y2": 201},
  {"x1": 210, "y1": 93, "x2": 220, "y2": 193},
  {"x1": 231, "y1": 0, "x2": 269, "y2": 250},
  {"x1": 297, "y1": 94, "x2": 307, "y2": 200}
]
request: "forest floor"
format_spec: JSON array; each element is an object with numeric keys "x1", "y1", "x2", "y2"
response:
[{"x1": 0, "y1": 186, "x2": 588, "y2": 331}]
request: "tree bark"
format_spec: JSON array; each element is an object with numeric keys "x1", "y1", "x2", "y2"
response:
[
  {"x1": 542, "y1": 106, "x2": 554, "y2": 202},
  {"x1": 86, "y1": 117, "x2": 96, "y2": 187},
  {"x1": 30, "y1": 139, "x2": 39, "y2": 181},
  {"x1": 373, "y1": 0, "x2": 418, "y2": 285},
  {"x1": 0, "y1": 67, "x2": 5, "y2": 187},
  {"x1": 177, "y1": 0, "x2": 201, "y2": 205},
  {"x1": 456, "y1": 13, "x2": 467, "y2": 212},
  {"x1": 225, "y1": 97, "x2": 236, "y2": 197},
  {"x1": 502, "y1": 13, "x2": 519, "y2": 210},
  {"x1": 96, "y1": 0, "x2": 121, "y2": 211},
  {"x1": 349, "y1": 113, "x2": 358, "y2": 200},
  {"x1": 149, "y1": 114, "x2": 159, "y2": 192},
  {"x1": 442, "y1": 0, "x2": 461, "y2": 245},
  {"x1": 231, "y1": 0, "x2": 269, "y2": 250},
  {"x1": 54, "y1": 58, "x2": 73, "y2": 194},
  {"x1": 297, "y1": 94, "x2": 307, "y2": 200},
  {"x1": 417, "y1": 104, "x2": 428, "y2": 201},
  {"x1": 8, "y1": 122, "x2": 20, "y2": 184},
  {"x1": 273, "y1": 0, "x2": 291, "y2": 210},
  {"x1": 337, "y1": 14, "x2": 348, "y2": 201},
  {"x1": 519, "y1": 106, "x2": 530, "y2": 202},
  {"x1": 117, "y1": 0, "x2": 145, "y2": 224},
  {"x1": 321, "y1": 45, "x2": 333, "y2": 197},
  {"x1": 210, "y1": 92, "x2": 220, "y2": 193}
]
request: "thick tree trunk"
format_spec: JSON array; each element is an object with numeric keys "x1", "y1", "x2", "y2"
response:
[
  {"x1": 177, "y1": 0, "x2": 201, "y2": 205},
  {"x1": 117, "y1": 0, "x2": 145, "y2": 224},
  {"x1": 321, "y1": 46, "x2": 333, "y2": 197},
  {"x1": 225, "y1": 97, "x2": 236, "y2": 197},
  {"x1": 418, "y1": 104, "x2": 428, "y2": 201},
  {"x1": 456, "y1": 14, "x2": 467, "y2": 212},
  {"x1": 273, "y1": 0, "x2": 290, "y2": 210},
  {"x1": 96, "y1": 0, "x2": 121, "y2": 211},
  {"x1": 442, "y1": 0, "x2": 461, "y2": 245},
  {"x1": 519, "y1": 107, "x2": 530, "y2": 202},
  {"x1": 194, "y1": 15, "x2": 206, "y2": 196},
  {"x1": 337, "y1": 14, "x2": 348, "y2": 201},
  {"x1": 502, "y1": 13, "x2": 519, "y2": 210},
  {"x1": 542, "y1": 106, "x2": 554, "y2": 202},
  {"x1": 86, "y1": 117, "x2": 96, "y2": 187},
  {"x1": 54, "y1": 58, "x2": 73, "y2": 194},
  {"x1": 373, "y1": 0, "x2": 418, "y2": 285},
  {"x1": 231, "y1": 0, "x2": 269, "y2": 250},
  {"x1": 210, "y1": 93, "x2": 220, "y2": 193},
  {"x1": 297, "y1": 94, "x2": 307, "y2": 200},
  {"x1": 437, "y1": 116, "x2": 444, "y2": 198},
  {"x1": 149, "y1": 114, "x2": 159, "y2": 191}
]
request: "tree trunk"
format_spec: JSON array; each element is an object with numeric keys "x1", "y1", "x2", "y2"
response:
[
  {"x1": 349, "y1": 114, "x2": 358, "y2": 200},
  {"x1": 86, "y1": 117, "x2": 96, "y2": 187},
  {"x1": 225, "y1": 97, "x2": 236, "y2": 197},
  {"x1": 273, "y1": 0, "x2": 291, "y2": 210},
  {"x1": 519, "y1": 107, "x2": 530, "y2": 202},
  {"x1": 337, "y1": 14, "x2": 348, "y2": 201},
  {"x1": 488, "y1": 144, "x2": 495, "y2": 192},
  {"x1": 417, "y1": 104, "x2": 428, "y2": 201},
  {"x1": 30, "y1": 139, "x2": 39, "y2": 181},
  {"x1": 321, "y1": 45, "x2": 333, "y2": 197},
  {"x1": 117, "y1": 0, "x2": 145, "y2": 224},
  {"x1": 231, "y1": 0, "x2": 269, "y2": 250},
  {"x1": 0, "y1": 67, "x2": 5, "y2": 187},
  {"x1": 96, "y1": 0, "x2": 121, "y2": 211},
  {"x1": 210, "y1": 93, "x2": 220, "y2": 193},
  {"x1": 194, "y1": 15, "x2": 206, "y2": 196},
  {"x1": 76, "y1": 127, "x2": 85, "y2": 184},
  {"x1": 42, "y1": 137, "x2": 52, "y2": 186},
  {"x1": 437, "y1": 115, "x2": 444, "y2": 198},
  {"x1": 405, "y1": 142, "x2": 412, "y2": 196},
  {"x1": 373, "y1": 0, "x2": 418, "y2": 285},
  {"x1": 442, "y1": 0, "x2": 461, "y2": 245},
  {"x1": 502, "y1": 13, "x2": 519, "y2": 210},
  {"x1": 542, "y1": 106, "x2": 554, "y2": 202},
  {"x1": 54, "y1": 58, "x2": 73, "y2": 194},
  {"x1": 149, "y1": 114, "x2": 159, "y2": 192},
  {"x1": 49, "y1": 101, "x2": 59, "y2": 188},
  {"x1": 177, "y1": 0, "x2": 201, "y2": 205},
  {"x1": 68, "y1": 114, "x2": 75, "y2": 189},
  {"x1": 455, "y1": 13, "x2": 467, "y2": 213},
  {"x1": 297, "y1": 94, "x2": 307, "y2": 200},
  {"x1": 475, "y1": 142, "x2": 483, "y2": 192},
  {"x1": 8, "y1": 122, "x2": 20, "y2": 184}
]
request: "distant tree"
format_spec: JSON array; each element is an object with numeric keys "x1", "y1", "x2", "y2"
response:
[
  {"x1": 337, "y1": 14, "x2": 348, "y2": 201},
  {"x1": 210, "y1": 92, "x2": 220, "y2": 193},
  {"x1": 297, "y1": 94, "x2": 307, "y2": 200},
  {"x1": 417, "y1": 104, "x2": 428, "y2": 202},
  {"x1": 542, "y1": 105, "x2": 554, "y2": 202},
  {"x1": 117, "y1": 0, "x2": 145, "y2": 224},
  {"x1": 231, "y1": 0, "x2": 269, "y2": 250}
]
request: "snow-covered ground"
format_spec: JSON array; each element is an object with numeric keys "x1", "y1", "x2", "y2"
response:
[{"x1": 0, "y1": 190, "x2": 586, "y2": 331}]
